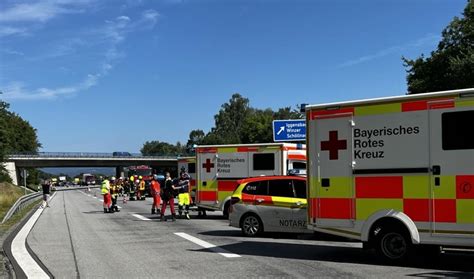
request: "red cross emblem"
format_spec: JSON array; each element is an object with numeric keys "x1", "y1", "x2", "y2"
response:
[
  {"x1": 203, "y1": 158, "x2": 215, "y2": 173},
  {"x1": 321, "y1": 131, "x2": 347, "y2": 160}
]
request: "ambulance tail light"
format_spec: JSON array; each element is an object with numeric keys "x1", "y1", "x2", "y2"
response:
[{"x1": 230, "y1": 197, "x2": 240, "y2": 205}]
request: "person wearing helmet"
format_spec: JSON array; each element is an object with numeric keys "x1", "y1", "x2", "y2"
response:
[
  {"x1": 138, "y1": 176, "x2": 146, "y2": 200},
  {"x1": 110, "y1": 178, "x2": 120, "y2": 212},
  {"x1": 176, "y1": 166, "x2": 191, "y2": 219},
  {"x1": 150, "y1": 175, "x2": 161, "y2": 214},
  {"x1": 101, "y1": 177, "x2": 112, "y2": 213}
]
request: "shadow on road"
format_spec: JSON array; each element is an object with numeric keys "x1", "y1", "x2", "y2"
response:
[
  {"x1": 199, "y1": 230, "x2": 353, "y2": 242},
  {"x1": 82, "y1": 211, "x2": 107, "y2": 214},
  {"x1": 190, "y1": 240, "x2": 474, "y2": 274}
]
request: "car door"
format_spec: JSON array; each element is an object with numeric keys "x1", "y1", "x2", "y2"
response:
[
  {"x1": 291, "y1": 179, "x2": 308, "y2": 232},
  {"x1": 258, "y1": 179, "x2": 295, "y2": 232}
]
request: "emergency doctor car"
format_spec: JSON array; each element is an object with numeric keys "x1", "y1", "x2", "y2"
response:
[{"x1": 305, "y1": 88, "x2": 474, "y2": 262}]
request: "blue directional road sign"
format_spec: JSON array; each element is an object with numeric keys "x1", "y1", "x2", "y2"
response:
[{"x1": 272, "y1": 119, "x2": 306, "y2": 142}]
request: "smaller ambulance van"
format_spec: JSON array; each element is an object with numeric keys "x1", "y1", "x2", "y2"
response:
[
  {"x1": 306, "y1": 88, "x2": 474, "y2": 262},
  {"x1": 196, "y1": 143, "x2": 306, "y2": 216}
]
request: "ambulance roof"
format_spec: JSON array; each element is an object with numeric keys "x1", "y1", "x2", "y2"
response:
[
  {"x1": 306, "y1": 88, "x2": 474, "y2": 110},
  {"x1": 195, "y1": 142, "x2": 306, "y2": 149}
]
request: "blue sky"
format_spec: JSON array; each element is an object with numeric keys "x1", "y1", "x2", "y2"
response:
[{"x1": 0, "y1": 0, "x2": 467, "y2": 153}]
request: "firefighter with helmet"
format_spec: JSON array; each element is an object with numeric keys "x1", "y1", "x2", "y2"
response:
[
  {"x1": 137, "y1": 176, "x2": 146, "y2": 200},
  {"x1": 110, "y1": 177, "x2": 120, "y2": 212}
]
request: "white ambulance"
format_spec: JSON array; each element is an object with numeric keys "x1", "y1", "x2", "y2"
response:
[
  {"x1": 305, "y1": 88, "x2": 474, "y2": 262},
  {"x1": 196, "y1": 143, "x2": 306, "y2": 216},
  {"x1": 177, "y1": 156, "x2": 196, "y2": 202}
]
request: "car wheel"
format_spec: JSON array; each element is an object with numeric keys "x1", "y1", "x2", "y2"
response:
[{"x1": 241, "y1": 214, "x2": 263, "y2": 237}]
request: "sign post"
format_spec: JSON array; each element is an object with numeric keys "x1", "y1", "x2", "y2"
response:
[{"x1": 272, "y1": 119, "x2": 306, "y2": 142}]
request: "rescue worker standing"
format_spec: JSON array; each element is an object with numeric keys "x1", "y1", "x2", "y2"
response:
[
  {"x1": 138, "y1": 176, "x2": 145, "y2": 200},
  {"x1": 150, "y1": 175, "x2": 161, "y2": 214},
  {"x1": 101, "y1": 177, "x2": 112, "y2": 213},
  {"x1": 110, "y1": 177, "x2": 120, "y2": 212},
  {"x1": 177, "y1": 166, "x2": 191, "y2": 219},
  {"x1": 160, "y1": 172, "x2": 176, "y2": 221}
]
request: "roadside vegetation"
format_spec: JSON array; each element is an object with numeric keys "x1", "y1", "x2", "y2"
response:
[{"x1": 0, "y1": 182, "x2": 38, "y2": 234}]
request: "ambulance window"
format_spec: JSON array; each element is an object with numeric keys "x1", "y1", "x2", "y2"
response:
[
  {"x1": 293, "y1": 180, "x2": 306, "y2": 198},
  {"x1": 253, "y1": 153, "x2": 275, "y2": 171},
  {"x1": 188, "y1": 163, "x2": 196, "y2": 173},
  {"x1": 268, "y1": 179, "x2": 294, "y2": 198},
  {"x1": 442, "y1": 111, "x2": 474, "y2": 150},
  {"x1": 292, "y1": 161, "x2": 306, "y2": 170},
  {"x1": 243, "y1": 181, "x2": 268, "y2": 195}
]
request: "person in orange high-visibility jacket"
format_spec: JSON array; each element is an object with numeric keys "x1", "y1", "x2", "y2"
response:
[{"x1": 150, "y1": 175, "x2": 161, "y2": 214}]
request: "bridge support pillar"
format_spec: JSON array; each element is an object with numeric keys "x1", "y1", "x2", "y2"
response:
[
  {"x1": 116, "y1": 167, "x2": 124, "y2": 179},
  {"x1": 3, "y1": 162, "x2": 18, "y2": 185}
]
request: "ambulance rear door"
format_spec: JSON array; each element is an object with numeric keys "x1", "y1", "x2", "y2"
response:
[
  {"x1": 428, "y1": 98, "x2": 474, "y2": 240},
  {"x1": 197, "y1": 150, "x2": 218, "y2": 207},
  {"x1": 311, "y1": 112, "x2": 355, "y2": 228}
]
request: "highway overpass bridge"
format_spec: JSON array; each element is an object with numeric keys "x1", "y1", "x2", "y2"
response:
[{"x1": 4, "y1": 153, "x2": 178, "y2": 185}]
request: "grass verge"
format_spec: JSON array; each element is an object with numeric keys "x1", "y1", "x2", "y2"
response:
[{"x1": 0, "y1": 182, "x2": 42, "y2": 277}]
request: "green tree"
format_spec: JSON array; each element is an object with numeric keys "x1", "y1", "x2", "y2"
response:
[
  {"x1": 186, "y1": 129, "x2": 205, "y2": 152},
  {"x1": 141, "y1": 140, "x2": 187, "y2": 156},
  {"x1": 210, "y1": 93, "x2": 252, "y2": 144},
  {"x1": 241, "y1": 108, "x2": 274, "y2": 143},
  {"x1": 0, "y1": 95, "x2": 41, "y2": 183},
  {"x1": 403, "y1": 1, "x2": 474, "y2": 93}
]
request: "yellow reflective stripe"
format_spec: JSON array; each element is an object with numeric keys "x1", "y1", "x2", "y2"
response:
[
  {"x1": 272, "y1": 196, "x2": 296, "y2": 207},
  {"x1": 433, "y1": 176, "x2": 456, "y2": 198},
  {"x1": 217, "y1": 191, "x2": 233, "y2": 202},
  {"x1": 355, "y1": 103, "x2": 401, "y2": 116},
  {"x1": 218, "y1": 147, "x2": 238, "y2": 153},
  {"x1": 356, "y1": 199, "x2": 403, "y2": 220},
  {"x1": 310, "y1": 177, "x2": 352, "y2": 198},
  {"x1": 403, "y1": 175, "x2": 430, "y2": 198},
  {"x1": 457, "y1": 199, "x2": 474, "y2": 223},
  {"x1": 455, "y1": 99, "x2": 474, "y2": 107},
  {"x1": 198, "y1": 180, "x2": 217, "y2": 190}
]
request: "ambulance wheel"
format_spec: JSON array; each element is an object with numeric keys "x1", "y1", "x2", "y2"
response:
[
  {"x1": 373, "y1": 223, "x2": 412, "y2": 263},
  {"x1": 241, "y1": 214, "x2": 263, "y2": 237}
]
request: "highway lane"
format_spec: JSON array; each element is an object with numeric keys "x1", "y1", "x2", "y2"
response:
[{"x1": 25, "y1": 189, "x2": 474, "y2": 278}]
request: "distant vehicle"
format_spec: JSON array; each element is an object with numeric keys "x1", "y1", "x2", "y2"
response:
[
  {"x1": 229, "y1": 176, "x2": 308, "y2": 237},
  {"x1": 127, "y1": 165, "x2": 153, "y2": 196},
  {"x1": 113, "y1": 151, "x2": 132, "y2": 157},
  {"x1": 82, "y1": 173, "x2": 96, "y2": 185}
]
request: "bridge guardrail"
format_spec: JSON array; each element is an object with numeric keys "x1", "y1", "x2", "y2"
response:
[
  {"x1": 7, "y1": 152, "x2": 179, "y2": 159},
  {"x1": 1, "y1": 192, "x2": 42, "y2": 224}
]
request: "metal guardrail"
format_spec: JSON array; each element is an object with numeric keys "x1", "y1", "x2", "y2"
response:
[
  {"x1": 7, "y1": 152, "x2": 178, "y2": 159},
  {"x1": 1, "y1": 192, "x2": 42, "y2": 224}
]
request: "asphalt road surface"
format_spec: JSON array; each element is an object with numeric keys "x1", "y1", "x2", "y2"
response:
[{"x1": 24, "y1": 189, "x2": 474, "y2": 278}]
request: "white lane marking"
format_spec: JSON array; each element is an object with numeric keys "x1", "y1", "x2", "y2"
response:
[
  {"x1": 131, "y1": 214, "x2": 151, "y2": 221},
  {"x1": 174, "y1": 232, "x2": 241, "y2": 258},
  {"x1": 11, "y1": 193, "x2": 57, "y2": 279}
]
